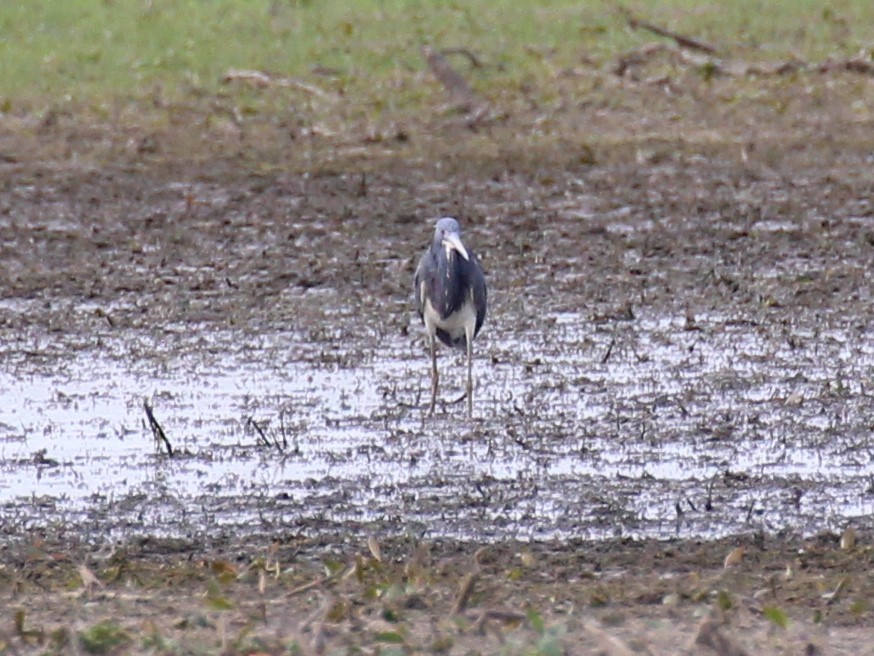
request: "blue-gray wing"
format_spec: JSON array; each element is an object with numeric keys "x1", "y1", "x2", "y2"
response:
[
  {"x1": 413, "y1": 254, "x2": 429, "y2": 322},
  {"x1": 471, "y1": 253, "x2": 487, "y2": 338}
]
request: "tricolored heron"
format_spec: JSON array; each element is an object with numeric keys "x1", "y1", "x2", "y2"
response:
[{"x1": 414, "y1": 217, "x2": 487, "y2": 417}]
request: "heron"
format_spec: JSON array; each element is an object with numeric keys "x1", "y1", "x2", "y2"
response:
[{"x1": 414, "y1": 217, "x2": 487, "y2": 417}]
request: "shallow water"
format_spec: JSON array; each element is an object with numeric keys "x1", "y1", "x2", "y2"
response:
[{"x1": 2, "y1": 297, "x2": 872, "y2": 544}]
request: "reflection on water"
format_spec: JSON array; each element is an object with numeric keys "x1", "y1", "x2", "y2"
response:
[{"x1": 1, "y1": 304, "x2": 873, "y2": 543}]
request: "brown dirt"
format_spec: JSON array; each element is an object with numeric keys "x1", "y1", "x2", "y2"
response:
[{"x1": 1, "y1": 533, "x2": 873, "y2": 654}]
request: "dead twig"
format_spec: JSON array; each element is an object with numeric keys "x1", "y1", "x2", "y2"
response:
[
  {"x1": 144, "y1": 400, "x2": 173, "y2": 457},
  {"x1": 77, "y1": 564, "x2": 105, "y2": 595},
  {"x1": 288, "y1": 577, "x2": 330, "y2": 597},
  {"x1": 246, "y1": 416, "x2": 285, "y2": 454},
  {"x1": 421, "y1": 45, "x2": 484, "y2": 114},
  {"x1": 470, "y1": 608, "x2": 527, "y2": 634},
  {"x1": 310, "y1": 601, "x2": 330, "y2": 655},
  {"x1": 483, "y1": 609, "x2": 526, "y2": 622},
  {"x1": 616, "y1": 42, "x2": 874, "y2": 79},
  {"x1": 613, "y1": 43, "x2": 671, "y2": 76},
  {"x1": 601, "y1": 336, "x2": 616, "y2": 364},
  {"x1": 247, "y1": 416, "x2": 271, "y2": 448},
  {"x1": 278, "y1": 409, "x2": 294, "y2": 453},
  {"x1": 440, "y1": 47, "x2": 485, "y2": 68},
  {"x1": 816, "y1": 55, "x2": 874, "y2": 77},
  {"x1": 583, "y1": 622, "x2": 639, "y2": 656},
  {"x1": 620, "y1": 7, "x2": 718, "y2": 54},
  {"x1": 288, "y1": 565, "x2": 349, "y2": 597},
  {"x1": 452, "y1": 570, "x2": 480, "y2": 614},
  {"x1": 693, "y1": 615, "x2": 751, "y2": 656},
  {"x1": 222, "y1": 69, "x2": 331, "y2": 98},
  {"x1": 296, "y1": 594, "x2": 334, "y2": 655}
]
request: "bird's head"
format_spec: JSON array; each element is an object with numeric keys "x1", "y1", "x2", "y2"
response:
[{"x1": 433, "y1": 217, "x2": 470, "y2": 261}]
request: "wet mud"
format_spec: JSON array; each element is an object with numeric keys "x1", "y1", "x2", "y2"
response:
[{"x1": 2, "y1": 149, "x2": 872, "y2": 547}]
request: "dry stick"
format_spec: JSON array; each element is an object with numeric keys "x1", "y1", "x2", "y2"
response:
[
  {"x1": 288, "y1": 576, "x2": 333, "y2": 598},
  {"x1": 247, "y1": 416, "x2": 283, "y2": 453},
  {"x1": 745, "y1": 500, "x2": 756, "y2": 523},
  {"x1": 819, "y1": 56, "x2": 874, "y2": 77},
  {"x1": 601, "y1": 336, "x2": 616, "y2": 364},
  {"x1": 582, "y1": 622, "x2": 639, "y2": 656},
  {"x1": 221, "y1": 69, "x2": 330, "y2": 98},
  {"x1": 278, "y1": 410, "x2": 290, "y2": 452},
  {"x1": 440, "y1": 47, "x2": 484, "y2": 68},
  {"x1": 298, "y1": 594, "x2": 333, "y2": 656},
  {"x1": 471, "y1": 608, "x2": 527, "y2": 634},
  {"x1": 310, "y1": 605, "x2": 329, "y2": 656},
  {"x1": 482, "y1": 609, "x2": 526, "y2": 622},
  {"x1": 724, "y1": 54, "x2": 874, "y2": 77},
  {"x1": 620, "y1": 42, "x2": 874, "y2": 79},
  {"x1": 247, "y1": 416, "x2": 270, "y2": 447},
  {"x1": 143, "y1": 400, "x2": 173, "y2": 457},
  {"x1": 613, "y1": 42, "x2": 671, "y2": 76},
  {"x1": 693, "y1": 616, "x2": 751, "y2": 656},
  {"x1": 452, "y1": 570, "x2": 480, "y2": 615},
  {"x1": 421, "y1": 45, "x2": 482, "y2": 113},
  {"x1": 288, "y1": 565, "x2": 349, "y2": 597},
  {"x1": 620, "y1": 7, "x2": 718, "y2": 54}
]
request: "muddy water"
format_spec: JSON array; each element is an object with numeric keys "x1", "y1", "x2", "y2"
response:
[
  {"x1": 1, "y1": 164, "x2": 873, "y2": 544},
  {"x1": 2, "y1": 302, "x2": 872, "y2": 543}
]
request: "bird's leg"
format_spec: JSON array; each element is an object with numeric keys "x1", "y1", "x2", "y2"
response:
[
  {"x1": 465, "y1": 327, "x2": 474, "y2": 418},
  {"x1": 429, "y1": 333, "x2": 438, "y2": 416},
  {"x1": 466, "y1": 341, "x2": 473, "y2": 418}
]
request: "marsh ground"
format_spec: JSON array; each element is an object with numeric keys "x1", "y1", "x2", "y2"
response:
[{"x1": 2, "y1": 13, "x2": 874, "y2": 652}]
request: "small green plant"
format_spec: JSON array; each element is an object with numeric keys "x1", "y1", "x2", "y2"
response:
[
  {"x1": 526, "y1": 608, "x2": 545, "y2": 635},
  {"x1": 763, "y1": 605, "x2": 790, "y2": 629},
  {"x1": 78, "y1": 620, "x2": 131, "y2": 655},
  {"x1": 716, "y1": 589, "x2": 733, "y2": 611},
  {"x1": 204, "y1": 577, "x2": 235, "y2": 611}
]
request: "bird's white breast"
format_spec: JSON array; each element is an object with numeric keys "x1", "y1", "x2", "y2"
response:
[{"x1": 422, "y1": 286, "x2": 477, "y2": 341}]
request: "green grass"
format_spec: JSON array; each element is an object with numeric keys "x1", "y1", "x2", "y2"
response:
[{"x1": 1, "y1": 0, "x2": 872, "y2": 108}]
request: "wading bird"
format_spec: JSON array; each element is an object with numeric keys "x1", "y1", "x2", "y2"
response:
[{"x1": 414, "y1": 217, "x2": 487, "y2": 417}]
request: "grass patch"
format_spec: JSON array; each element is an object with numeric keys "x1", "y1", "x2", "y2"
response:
[
  {"x1": 0, "y1": 1, "x2": 871, "y2": 170},
  {"x1": 4, "y1": 534, "x2": 873, "y2": 655},
  {"x1": 1, "y1": 0, "x2": 872, "y2": 107},
  {"x1": 78, "y1": 621, "x2": 131, "y2": 655}
]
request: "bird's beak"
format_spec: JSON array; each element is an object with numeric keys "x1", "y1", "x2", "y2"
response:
[{"x1": 442, "y1": 233, "x2": 470, "y2": 261}]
